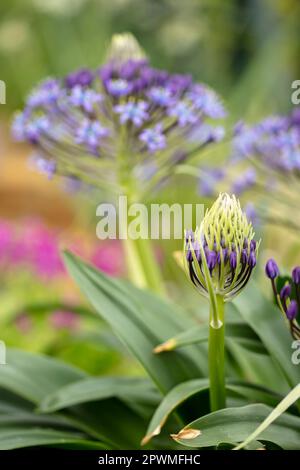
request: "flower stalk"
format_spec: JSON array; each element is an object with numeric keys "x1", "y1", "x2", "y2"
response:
[
  {"x1": 208, "y1": 294, "x2": 226, "y2": 411},
  {"x1": 184, "y1": 193, "x2": 259, "y2": 411}
]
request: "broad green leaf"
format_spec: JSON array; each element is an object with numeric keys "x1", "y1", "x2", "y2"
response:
[
  {"x1": 63, "y1": 251, "x2": 207, "y2": 393},
  {"x1": 142, "y1": 379, "x2": 209, "y2": 445},
  {"x1": 0, "y1": 349, "x2": 86, "y2": 404},
  {"x1": 171, "y1": 404, "x2": 300, "y2": 449},
  {"x1": 64, "y1": 399, "x2": 147, "y2": 449},
  {"x1": 234, "y1": 383, "x2": 300, "y2": 450},
  {"x1": 39, "y1": 377, "x2": 159, "y2": 413},
  {"x1": 142, "y1": 379, "x2": 282, "y2": 445},
  {"x1": 0, "y1": 427, "x2": 107, "y2": 450},
  {"x1": 233, "y1": 283, "x2": 300, "y2": 388},
  {"x1": 225, "y1": 338, "x2": 287, "y2": 393}
]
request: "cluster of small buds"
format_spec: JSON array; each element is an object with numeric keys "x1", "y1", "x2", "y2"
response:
[
  {"x1": 12, "y1": 34, "x2": 226, "y2": 194},
  {"x1": 184, "y1": 193, "x2": 259, "y2": 301},
  {"x1": 265, "y1": 259, "x2": 300, "y2": 339}
]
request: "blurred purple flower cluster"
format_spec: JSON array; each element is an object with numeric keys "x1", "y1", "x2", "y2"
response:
[
  {"x1": 232, "y1": 109, "x2": 300, "y2": 171},
  {"x1": 197, "y1": 108, "x2": 300, "y2": 228},
  {"x1": 12, "y1": 58, "x2": 226, "y2": 191}
]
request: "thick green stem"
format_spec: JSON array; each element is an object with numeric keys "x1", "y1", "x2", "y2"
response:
[
  {"x1": 117, "y1": 133, "x2": 166, "y2": 296},
  {"x1": 208, "y1": 294, "x2": 226, "y2": 412}
]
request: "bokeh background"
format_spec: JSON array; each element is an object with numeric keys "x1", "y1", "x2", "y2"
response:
[{"x1": 0, "y1": 0, "x2": 300, "y2": 373}]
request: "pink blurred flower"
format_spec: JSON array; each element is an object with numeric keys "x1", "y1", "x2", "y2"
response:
[
  {"x1": 20, "y1": 221, "x2": 64, "y2": 278},
  {"x1": 49, "y1": 310, "x2": 80, "y2": 331},
  {"x1": 0, "y1": 221, "x2": 13, "y2": 264},
  {"x1": 91, "y1": 241, "x2": 124, "y2": 277},
  {"x1": 15, "y1": 314, "x2": 33, "y2": 333}
]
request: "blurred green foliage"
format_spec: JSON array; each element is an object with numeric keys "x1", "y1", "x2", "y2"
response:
[{"x1": 0, "y1": 0, "x2": 299, "y2": 117}]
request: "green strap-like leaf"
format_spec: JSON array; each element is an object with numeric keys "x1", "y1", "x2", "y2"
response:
[
  {"x1": 234, "y1": 383, "x2": 300, "y2": 450},
  {"x1": 0, "y1": 349, "x2": 86, "y2": 404},
  {"x1": 63, "y1": 251, "x2": 207, "y2": 393},
  {"x1": 171, "y1": 403, "x2": 300, "y2": 449},
  {"x1": 233, "y1": 282, "x2": 300, "y2": 388},
  {"x1": 39, "y1": 376, "x2": 160, "y2": 413},
  {"x1": 142, "y1": 379, "x2": 282, "y2": 445},
  {"x1": 0, "y1": 427, "x2": 107, "y2": 450}
]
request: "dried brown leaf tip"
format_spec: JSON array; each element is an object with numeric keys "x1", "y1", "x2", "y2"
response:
[
  {"x1": 153, "y1": 338, "x2": 176, "y2": 354},
  {"x1": 171, "y1": 428, "x2": 201, "y2": 441},
  {"x1": 141, "y1": 425, "x2": 161, "y2": 446}
]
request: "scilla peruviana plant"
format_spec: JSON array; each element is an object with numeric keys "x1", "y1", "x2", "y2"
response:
[
  {"x1": 12, "y1": 33, "x2": 226, "y2": 296},
  {"x1": 184, "y1": 193, "x2": 259, "y2": 411}
]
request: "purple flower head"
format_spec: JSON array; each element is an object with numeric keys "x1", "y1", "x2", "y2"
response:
[
  {"x1": 12, "y1": 34, "x2": 226, "y2": 191},
  {"x1": 106, "y1": 78, "x2": 132, "y2": 97},
  {"x1": 286, "y1": 300, "x2": 298, "y2": 321},
  {"x1": 26, "y1": 116, "x2": 51, "y2": 144},
  {"x1": 188, "y1": 85, "x2": 226, "y2": 119},
  {"x1": 168, "y1": 101, "x2": 198, "y2": 127},
  {"x1": 292, "y1": 266, "x2": 300, "y2": 285},
  {"x1": 114, "y1": 100, "x2": 149, "y2": 127},
  {"x1": 69, "y1": 86, "x2": 102, "y2": 113},
  {"x1": 75, "y1": 118, "x2": 109, "y2": 151},
  {"x1": 12, "y1": 112, "x2": 28, "y2": 141},
  {"x1": 27, "y1": 79, "x2": 61, "y2": 109},
  {"x1": 139, "y1": 124, "x2": 166, "y2": 153},
  {"x1": 265, "y1": 259, "x2": 279, "y2": 280},
  {"x1": 147, "y1": 86, "x2": 173, "y2": 106},
  {"x1": 65, "y1": 68, "x2": 94, "y2": 88}
]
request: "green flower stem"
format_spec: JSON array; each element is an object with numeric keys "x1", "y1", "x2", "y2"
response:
[
  {"x1": 121, "y1": 197, "x2": 166, "y2": 296},
  {"x1": 133, "y1": 237, "x2": 166, "y2": 295},
  {"x1": 208, "y1": 294, "x2": 226, "y2": 412},
  {"x1": 117, "y1": 133, "x2": 166, "y2": 296}
]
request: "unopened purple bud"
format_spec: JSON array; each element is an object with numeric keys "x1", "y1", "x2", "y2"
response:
[
  {"x1": 243, "y1": 238, "x2": 248, "y2": 249},
  {"x1": 250, "y1": 240, "x2": 256, "y2": 251},
  {"x1": 206, "y1": 249, "x2": 217, "y2": 270},
  {"x1": 185, "y1": 229, "x2": 194, "y2": 243},
  {"x1": 292, "y1": 266, "x2": 300, "y2": 285},
  {"x1": 248, "y1": 251, "x2": 256, "y2": 268},
  {"x1": 265, "y1": 259, "x2": 279, "y2": 280},
  {"x1": 186, "y1": 248, "x2": 193, "y2": 262},
  {"x1": 286, "y1": 300, "x2": 298, "y2": 321},
  {"x1": 280, "y1": 284, "x2": 291, "y2": 300},
  {"x1": 241, "y1": 249, "x2": 248, "y2": 264},
  {"x1": 193, "y1": 240, "x2": 201, "y2": 261},
  {"x1": 230, "y1": 251, "x2": 237, "y2": 269}
]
